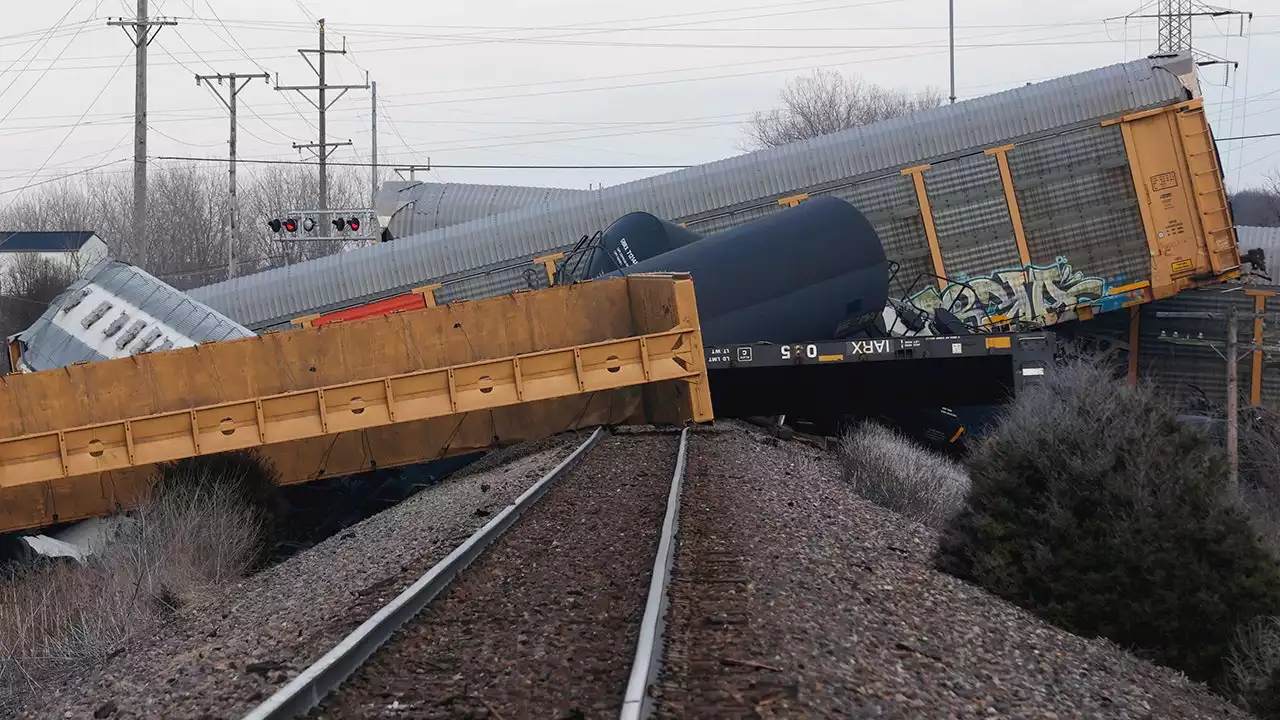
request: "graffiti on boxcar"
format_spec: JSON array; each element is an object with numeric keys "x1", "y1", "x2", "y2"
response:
[{"x1": 906, "y1": 257, "x2": 1108, "y2": 326}]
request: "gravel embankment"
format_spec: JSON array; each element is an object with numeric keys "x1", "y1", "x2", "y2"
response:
[
  {"x1": 22, "y1": 434, "x2": 587, "y2": 720},
  {"x1": 656, "y1": 422, "x2": 1250, "y2": 719},
  {"x1": 313, "y1": 431, "x2": 680, "y2": 719}
]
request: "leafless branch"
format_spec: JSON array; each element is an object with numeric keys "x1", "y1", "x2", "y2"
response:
[{"x1": 743, "y1": 68, "x2": 943, "y2": 150}]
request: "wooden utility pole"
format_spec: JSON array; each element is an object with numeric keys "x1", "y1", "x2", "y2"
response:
[
  {"x1": 275, "y1": 18, "x2": 368, "y2": 236},
  {"x1": 195, "y1": 72, "x2": 270, "y2": 280},
  {"x1": 1227, "y1": 304, "x2": 1239, "y2": 487},
  {"x1": 108, "y1": 1, "x2": 175, "y2": 267},
  {"x1": 1156, "y1": 304, "x2": 1263, "y2": 489}
]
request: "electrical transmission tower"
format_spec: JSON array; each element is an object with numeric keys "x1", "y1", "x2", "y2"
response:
[
  {"x1": 195, "y1": 72, "x2": 270, "y2": 280},
  {"x1": 1125, "y1": 1, "x2": 1251, "y2": 70},
  {"x1": 108, "y1": 1, "x2": 176, "y2": 268},
  {"x1": 274, "y1": 18, "x2": 368, "y2": 236},
  {"x1": 1158, "y1": 0, "x2": 1196, "y2": 52}
]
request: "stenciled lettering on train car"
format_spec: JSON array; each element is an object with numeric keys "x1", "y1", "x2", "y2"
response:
[{"x1": 906, "y1": 257, "x2": 1109, "y2": 326}]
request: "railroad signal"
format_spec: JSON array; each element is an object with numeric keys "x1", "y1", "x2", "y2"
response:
[
  {"x1": 283, "y1": 218, "x2": 298, "y2": 233},
  {"x1": 267, "y1": 219, "x2": 282, "y2": 233},
  {"x1": 330, "y1": 216, "x2": 362, "y2": 232},
  {"x1": 303, "y1": 217, "x2": 316, "y2": 233}
]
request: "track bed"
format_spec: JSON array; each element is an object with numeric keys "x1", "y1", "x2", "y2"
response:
[
  {"x1": 312, "y1": 432, "x2": 681, "y2": 719},
  {"x1": 653, "y1": 425, "x2": 1246, "y2": 719}
]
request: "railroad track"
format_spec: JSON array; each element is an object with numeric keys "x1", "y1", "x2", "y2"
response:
[{"x1": 241, "y1": 425, "x2": 690, "y2": 720}]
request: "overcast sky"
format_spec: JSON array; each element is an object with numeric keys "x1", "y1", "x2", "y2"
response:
[{"x1": 0, "y1": 0, "x2": 1277, "y2": 206}]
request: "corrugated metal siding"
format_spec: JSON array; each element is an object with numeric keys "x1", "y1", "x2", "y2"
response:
[
  {"x1": 1238, "y1": 226, "x2": 1280, "y2": 260},
  {"x1": 190, "y1": 53, "x2": 1198, "y2": 330},
  {"x1": 925, "y1": 152, "x2": 1020, "y2": 280},
  {"x1": 1006, "y1": 123, "x2": 1149, "y2": 285},
  {"x1": 15, "y1": 259, "x2": 256, "y2": 371},
  {"x1": 381, "y1": 182, "x2": 585, "y2": 237},
  {"x1": 1132, "y1": 287, "x2": 1264, "y2": 410}
]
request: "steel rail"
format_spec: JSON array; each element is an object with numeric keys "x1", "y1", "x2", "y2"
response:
[
  {"x1": 619, "y1": 426, "x2": 690, "y2": 720},
  {"x1": 240, "y1": 426, "x2": 608, "y2": 720}
]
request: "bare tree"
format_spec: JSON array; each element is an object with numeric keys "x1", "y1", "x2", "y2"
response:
[
  {"x1": 744, "y1": 68, "x2": 944, "y2": 150},
  {"x1": 0, "y1": 162, "x2": 368, "y2": 291},
  {"x1": 0, "y1": 256, "x2": 78, "y2": 372},
  {"x1": 1231, "y1": 175, "x2": 1280, "y2": 228}
]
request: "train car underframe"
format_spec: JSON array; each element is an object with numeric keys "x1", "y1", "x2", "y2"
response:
[{"x1": 702, "y1": 331, "x2": 1057, "y2": 453}]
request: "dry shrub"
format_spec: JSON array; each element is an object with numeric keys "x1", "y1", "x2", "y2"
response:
[
  {"x1": 0, "y1": 451, "x2": 277, "y2": 713},
  {"x1": 838, "y1": 420, "x2": 969, "y2": 528},
  {"x1": 936, "y1": 357, "x2": 1280, "y2": 685},
  {"x1": 1240, "y1": 407, "x2": 1280, "y2": 554},
  {"x1": 1227, "y1": 616, "x2": 1280, "y2": 718},
  {"x1": 1225, "y1": 410, "x2": 1280, "y2": 717}
]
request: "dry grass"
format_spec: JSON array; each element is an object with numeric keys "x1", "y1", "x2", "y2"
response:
[
  {"x1": 1227, "y1": 616, "x2": 1280, "y2": 718},
  {"x1": 837, "y1": 420, "x2": 969, "y2": 528},
  {"x1": 0, "y1": 453, "x2": 275, "y2": 714}
]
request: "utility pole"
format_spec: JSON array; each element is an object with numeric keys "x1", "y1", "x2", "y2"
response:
[
  {"x1": 275, "y1": 18, "x2": 368, "y2": 236},
  {"x1": 195, "y1": 72, "x2": 270, "y2": 281},
  {"x1": 393, "y1": 164, "x2": 432, "y2": 181},
  {"x1": 371, "y1": 80, "x2": 378, "y2": 209},
  {"x1": 1155, "y1": 304, "x2": 1274, "y2": 490},
  {"x1": 1227, "y1": 304, "x2": 1239, "y2": 487},
  {"x1": 948, "y1": 0, "x2": 956, "y2": 105},
  {"x1": 108, "y1": 1, "x2": 175, "y2": 268}
]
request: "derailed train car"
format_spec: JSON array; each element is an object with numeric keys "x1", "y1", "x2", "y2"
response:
[{"x1": 187, "y1": 52, "x2": 1241, "y2": 337}]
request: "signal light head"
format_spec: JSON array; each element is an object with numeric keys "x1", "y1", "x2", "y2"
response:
[
  {"x1": 348, "y1": 217, "x2": 360, "y2": 232},
  {"x1": 332, "y1": 217, "x2": 347, "y2": 231},
  {"x1": 284, "y1": 218, "x2": 298, "y2": 233},
  {"x1": 267, "y1": 219, "x2": 282, "y2": 233},
  {"x1": 302, "y1": 217, "x2": 316, "y2": 232}
]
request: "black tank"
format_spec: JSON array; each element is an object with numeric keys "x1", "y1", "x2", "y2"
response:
[
  {"x1": 585, "y1": 211, "x2": 704, "y2": 278},
  {"x1": 606, "y1": 196, "x2": 888, "y2": 346}
]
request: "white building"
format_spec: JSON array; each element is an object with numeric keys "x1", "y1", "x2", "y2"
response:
[{"x1": 0, "y1": 231, "x2": 109, "y2": 279}]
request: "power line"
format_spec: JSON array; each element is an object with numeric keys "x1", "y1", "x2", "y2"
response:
[
  {"x1": 0, "y1": 159, "x2": 130, "y2": 197},
  {"x1": 194, "y1": 0, "x2": 309, "y2": 139},
  {"x1": 1218, "y1": 131, "x2": 1280, "y2": 142},
  {"x1": 0, "y1": 9, "x2": 93, "y2": 101},
  {"x1": 1, "y1": 3, "x2": 120, "y2": 213},
  {"x1": 152, "y1": 155, "x2": 690, "y2": 170},
  {"x1": 0, "y1": 21, "x2": 1121, "y2": 131},
  {"x1": 0, "y1": 1, "x2": 98, "y2": 123}
]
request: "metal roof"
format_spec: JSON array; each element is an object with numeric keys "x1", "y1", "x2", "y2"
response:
[
  {"x1": 14, "y1": 258, "x2": 255, "y2": 372},
  {"x1": 376, "y1": 181, "x2": 584, "y2": 238},
  {"x1": 189, "y1": 52, "x2": 1200, "y2": 331},
  {"x1": 0, "y1": 231, "x2": 99, "y2": 253}
]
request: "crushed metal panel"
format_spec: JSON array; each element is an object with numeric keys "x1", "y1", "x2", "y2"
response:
[
  {"x1": 14, "y1": 258, "x2": 256, "y2": 372},
  {"x1": 188, "y1": 54, "x2": 1199, "y2": 330}
]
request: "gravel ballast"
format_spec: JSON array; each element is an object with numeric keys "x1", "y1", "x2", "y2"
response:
[
  {"x1": 313, "y1": 431, "x2": 680, "y2": 719},
  {"x1": 21, "y1": 435, "x2": 586, "y2": 720},
  {"x1": 655, "y1": 422, "x2": 1250, "y2": 719}
]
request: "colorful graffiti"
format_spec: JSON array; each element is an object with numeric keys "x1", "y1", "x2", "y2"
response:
[{"x1": 906, "y1": 257, "x2": 1109, "y2": 327}]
